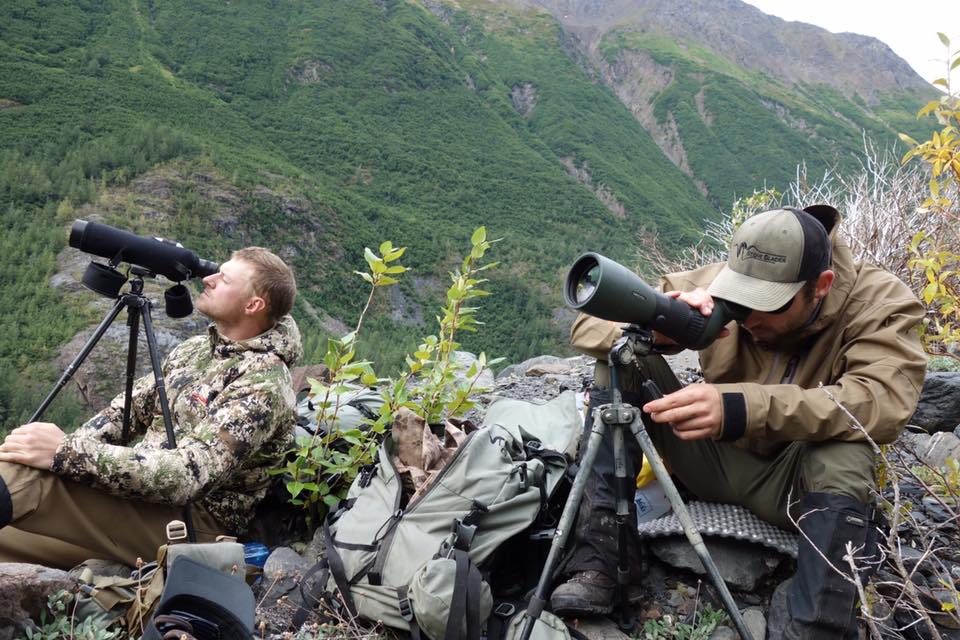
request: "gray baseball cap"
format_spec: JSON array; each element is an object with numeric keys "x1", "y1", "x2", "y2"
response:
[{"x1": 707, "y1": 207, "x2": 832, "y2": 312}]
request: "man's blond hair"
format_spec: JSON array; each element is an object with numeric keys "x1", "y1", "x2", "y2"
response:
[{"x1": 232, "y1": 247, "x2": 296, "y2": 325}]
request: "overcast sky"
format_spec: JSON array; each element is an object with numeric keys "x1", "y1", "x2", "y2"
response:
[{"x1": 742, "y1": 1, "x2": 960, "y2": 86}]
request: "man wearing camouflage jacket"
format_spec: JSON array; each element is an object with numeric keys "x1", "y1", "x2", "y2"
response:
[{"x1": 0, "y1": 246, "x2": 301, "y2": 569}]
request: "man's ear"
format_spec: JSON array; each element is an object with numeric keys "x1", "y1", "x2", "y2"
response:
[
  {"x1": 244, "y1": 296, "x2": 267, "y2": 316},
  {"x1": 815, "y1": 270, "x2": 835, "y2": 300}
]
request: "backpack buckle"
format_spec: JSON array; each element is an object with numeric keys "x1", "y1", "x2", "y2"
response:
[
  {"x1": 398, "y1": 595, "x2": 414, "y2": 621},
  {"x1": 165, "y1": 520, "x2": 188, "y2": 543},
  {"x1": 358, "y1": 464, "x2": 377, "y2": 488},
  {"x1": 494, "y1": 602, "x2": 516, "y2": 617},
  {"x1": 525, "y1": 441, "x2": 544, "y2": 455},
  {"x1": 451, "y1": 519, "x2": 478, "y2": 551}
]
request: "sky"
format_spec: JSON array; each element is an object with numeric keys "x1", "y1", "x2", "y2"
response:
[{"x1": 742, "y1": 1, "x2": 960, "y2": 87}]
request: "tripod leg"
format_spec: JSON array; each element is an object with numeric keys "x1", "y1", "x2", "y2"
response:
[
  {"x1": 138, "y1": 300, "x2": 197, "y2": 543},
  {"x1": 30, "y1": 297, "x2": 128, "y2": 423},
  {"x1": 627, "y1": 412, "x2": 754, "y2": 640},
  {"x1": 612, "y1": 418, "x2": 635, "y2": 629},
  {"x1": 517, "y1": 407, "x2": 609, "y2": 640},
  {"x1": 120, "y1": 305, "x2": 141, "y2": 442}
]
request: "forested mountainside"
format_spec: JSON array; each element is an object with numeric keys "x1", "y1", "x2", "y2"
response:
[{"x1": 0, "y1": 0, "x2": 935, "y2": 429}]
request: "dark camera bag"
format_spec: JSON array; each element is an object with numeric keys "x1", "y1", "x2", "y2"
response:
[{"x1": 143, "y1": 555, "x2": 254, "y2": 640}]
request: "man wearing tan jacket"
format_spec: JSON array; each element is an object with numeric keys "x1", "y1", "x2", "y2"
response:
[{"x1": 550, "y1": 205, "x2": 926, "y2": 639}]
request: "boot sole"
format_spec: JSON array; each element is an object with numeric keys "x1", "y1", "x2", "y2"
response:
[{"x1": 550, "y1": 597, "x2": 614, "y2": 617}]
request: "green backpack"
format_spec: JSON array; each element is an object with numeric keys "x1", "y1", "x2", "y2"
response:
[{"x1": 293, "y1": 391, "x2": 582, "y2": 640}]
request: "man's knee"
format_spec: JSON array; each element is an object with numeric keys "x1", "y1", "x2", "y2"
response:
[{"x1": 800, "y1": 441, "x2": 875, "y2": 503}]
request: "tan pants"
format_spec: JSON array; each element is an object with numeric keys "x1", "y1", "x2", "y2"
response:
[{"x1": 0, "y1": 461, "x2": 224, "y2": 569}]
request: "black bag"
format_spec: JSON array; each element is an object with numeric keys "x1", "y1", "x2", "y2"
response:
[{"x1": 143, "y1": 556, "x2": 255, "y2": 640}]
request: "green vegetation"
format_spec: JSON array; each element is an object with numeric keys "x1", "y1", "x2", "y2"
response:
[
  {"x1": 898, "y1": 35, "x2": 960, "y2": 359},
  {"x1": 0, "y1": 0, "x2": 933, "y2": 434},
  {"x1": 280, "y1": 228, "x2": 503, "y2": 518},
  {"x1": 600, "y1": 28, "x2": 935, "y2": 207},
  {"x1": 635, "y1": 602, "x2": 729, "y2": 639}
]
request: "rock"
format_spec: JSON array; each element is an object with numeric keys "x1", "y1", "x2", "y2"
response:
[
  {"x1": 526, "y1": 362, "x2": 573, "y2": 377},
  {"x1": 910, "y1": 372, "x2": 960, "y2": 433},
  {"x1": 258, "y1": 546, "x2": 311, "y2": 607},
  {"x1": 451, "y1": 351, "x2": 495, "y2": 390},
  {"x1": 902, "y1": 431, "x2": 960, "y2": 470},
  {"x1": 0, "y1": 563, "x2": 74, "y2": 640},
  {"x1": 708, "y1": 626, "x2": 736, "y2": 640},
  {"x1": 302, "y1": 527, "x2": 326, "y2": 566},
  {"x1": 497, "y1": 355, "x2": 567, "y2": 380},
  {"x1": 647, "y1": 537, "x2": 784, "y2": 591},
  {"x1": 742, "y1": 606, "x2": 767, "y2": 640},
  {"x1": 290, "y1": 364, "x2": 330, "y2": 394}
]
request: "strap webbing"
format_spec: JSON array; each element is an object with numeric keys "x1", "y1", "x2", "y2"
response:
[
  {"x1": 291, "y1": 559, "x2": 330, "y2": 628},
  {"x1": 323, "y1": 517, "x2": 359, "y2": 618}
]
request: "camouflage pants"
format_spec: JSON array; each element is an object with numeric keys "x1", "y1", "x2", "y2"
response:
[
  {"x1": 0, "y1": 461, "x2": 223, "y2": 570},
  {"x1": 563, "y1": 354, "x2": 875, "y2": 579}
]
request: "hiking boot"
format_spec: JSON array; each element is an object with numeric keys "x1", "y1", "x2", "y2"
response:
[
  {"x1": 550, "y1": 570, "x2": 616, "y2": 616},
  {"x1": 767, "y1": 493, "x2": 880, "y2": 640}
]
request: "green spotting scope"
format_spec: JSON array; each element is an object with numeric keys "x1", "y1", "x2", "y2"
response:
[{"x1": 564, "y1": 252, "x2": 749, "y2": 350}]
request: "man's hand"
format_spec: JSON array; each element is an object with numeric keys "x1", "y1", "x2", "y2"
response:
[
  {"x1": 653, "y1": 288, "x2": 731, "y2": 346},
  {"x1": 642, "y1": 384, "x2": 723, "y2": 440},
  {"x1": 0, "y1": 422, "x2": 65, "y2": 470}
]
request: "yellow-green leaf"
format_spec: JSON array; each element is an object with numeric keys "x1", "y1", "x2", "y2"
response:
[
  {"x1": 379, "y1": 240, "x2": 393, "y2": 255},
  {"x1": 384, "y1": 247, "x2": 406, "y2": 261},
  {"x1": 898, "y1": 133, "x2": 919, "y2": 146},
  {"x1": 471, "y1": 227, "x2": 487, "y2": 245},
  {"x1": 938, "y1": 32, "x2": 950, "y2": 47}
]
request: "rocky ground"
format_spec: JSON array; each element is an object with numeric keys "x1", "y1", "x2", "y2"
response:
[{"x1": 2, "y1": 353, "x2": 959, "y2": 640}]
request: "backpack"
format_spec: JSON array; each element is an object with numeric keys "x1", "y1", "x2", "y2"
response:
[
  {"x1": 295, "y1": 384, "x2": 384, "y2": 440},
  {"x1": 71, "y1": 536, "x2": 250, "y2": 636},
  {"x1": 293, "y1": 391, "x2": 583, "y2": 640}
]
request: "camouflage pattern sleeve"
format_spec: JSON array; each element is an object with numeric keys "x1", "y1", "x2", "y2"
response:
[
  {"x1": 67, "y1": 371, "x2": 159, "y2": 445},
  {"x1": 52, "y1": 366, "x2": 288, "y2": 506}
]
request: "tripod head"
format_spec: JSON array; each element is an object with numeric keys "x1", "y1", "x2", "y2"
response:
[{"x1": 609, "y1": 324, "x2": 656, "y2": 368}]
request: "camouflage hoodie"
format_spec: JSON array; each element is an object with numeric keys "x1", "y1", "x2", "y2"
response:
[{"x1": 52, "y1": 315, "x2": 302, "y2": 534}]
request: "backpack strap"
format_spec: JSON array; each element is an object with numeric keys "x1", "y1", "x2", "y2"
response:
[
  {"x1": 444, "y1": 549, "x2": 484, "y2": 640},
  {"x1": 321, "y1": 516, "x2": 360, "y2": 618},
  {"x1": 367, "y1": 509, "x2": 404, "y2": 585},
  {"x1": 346, "y1": 396, "x2": 378, "y2": 422},
  {"x1": 291, "y1": 558, "x2": 331, "y2": 628}
]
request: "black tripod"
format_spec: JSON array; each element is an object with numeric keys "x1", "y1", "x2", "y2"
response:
[
  {"x1": 30, "y1": 266, "x2": 196, "y2": 541},
  {"x1": 518, "y1": 325, "x2": 752, "y2": 640}
]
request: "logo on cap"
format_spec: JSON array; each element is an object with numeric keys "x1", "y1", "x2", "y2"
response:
[{"x1": 735, "y1": 242, "x2": 787, "y2": 265}]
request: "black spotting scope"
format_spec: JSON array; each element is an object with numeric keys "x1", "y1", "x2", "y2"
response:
[
  {"x1": 70, "y1": 219, "x2": 219, "y2": 283},
  {"x1": 564, "y1": 252, "x2": 749, "y2": 351}
]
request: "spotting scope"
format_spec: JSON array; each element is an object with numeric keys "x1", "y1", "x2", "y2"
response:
[
  {"x1": 564, "y1": 252, "x2": 749, "y2": 350},
  {"x1": 70, "y1": 219, "x2": 219, "y2": 283}
]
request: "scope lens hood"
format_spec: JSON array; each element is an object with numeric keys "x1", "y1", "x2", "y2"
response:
[
  {"x1": 81, "y1": 262, "x2": 127, "y2": 298},
  {"x1": 164, "y1": 284, "x2": 194, "y2": 318}
]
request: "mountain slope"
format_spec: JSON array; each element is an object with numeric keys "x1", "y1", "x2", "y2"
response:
[{"x1": 0, "y1": 0, "x2": 935, "y2": 428}]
